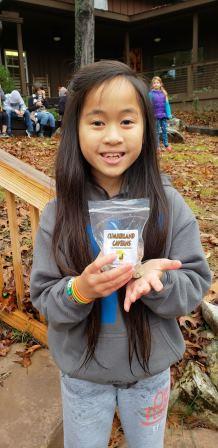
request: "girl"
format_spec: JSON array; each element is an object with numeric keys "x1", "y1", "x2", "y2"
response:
[
  {"x1": 149, "y1": 76, "x2": 172, "y2": 152},
  {"x1": 30, "y1": 60, "x2": 211, "y2": 448}
]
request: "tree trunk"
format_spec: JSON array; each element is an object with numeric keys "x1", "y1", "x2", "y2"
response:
[{"x1": 75, "y1": 0, "x2": 95, "y2": 71}]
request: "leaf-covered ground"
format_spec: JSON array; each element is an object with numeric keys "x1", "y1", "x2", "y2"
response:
[
  {"x1": 175, "y1": 110, "x2": 218, "y2": 128},
  {"x1": 0, "y1": 131, "x2": 217, "y2": 280},
  {"x1": 160, "y1": 132, "x2": 217, "y2": 277},
  {"x1": 0, "y1": 131, "x2": 217, "y2": 439}
]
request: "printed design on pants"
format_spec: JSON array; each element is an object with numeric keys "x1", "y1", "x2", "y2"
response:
[{"x1": 141, "y1": 386, "x2": 169, "y2": 426}]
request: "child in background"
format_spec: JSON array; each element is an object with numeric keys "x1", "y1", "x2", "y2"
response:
[
  {"x1": 28, "y1": 86, "x2": 56, "y2": 137},
  {"x1": 35, "y1": 86, "x2": 45, "y2": 102},
  {"x1": 30, "y1": 60, "x2": 211, "y2": 448},
  {"x1": 149, "y1": 76, "x2": 172, "y2": 151}
]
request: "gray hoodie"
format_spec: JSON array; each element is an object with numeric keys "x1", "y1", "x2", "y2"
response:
[
  {"x1": 30, "y1": 178, "x2": 211, "y2": 385},
  {"x1": 4, "y1": 90, "x2": 27, "y2": 113}
]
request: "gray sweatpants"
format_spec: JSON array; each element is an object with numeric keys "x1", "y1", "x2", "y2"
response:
[{"x1": 61, "y1": 368, "x2": 170, "y2": 448}]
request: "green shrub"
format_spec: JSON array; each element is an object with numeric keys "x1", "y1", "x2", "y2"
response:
[{"x1": 0, "y1": 65, "x2": 15, "y2": 93}]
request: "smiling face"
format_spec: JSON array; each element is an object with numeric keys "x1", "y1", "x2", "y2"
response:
[
  {"x1": 152, "y1": 78, "x2": 162, "y2": 90},
  {"x1": 78, "y1": 77, "x2": 144, "y2": 196}
]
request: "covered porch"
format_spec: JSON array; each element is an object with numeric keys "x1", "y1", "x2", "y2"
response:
[{"x1": 0, "y1": 0, "x2": 217, "y2": 109}]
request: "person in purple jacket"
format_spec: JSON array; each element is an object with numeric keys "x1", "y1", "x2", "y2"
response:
[{"x1": 149, "y1": 76, "x2": 172, "y2": 152}]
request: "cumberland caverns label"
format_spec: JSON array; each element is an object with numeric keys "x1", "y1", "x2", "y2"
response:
[{"x1": 103, "y1": 230, "x2": 138, "y2": 266}]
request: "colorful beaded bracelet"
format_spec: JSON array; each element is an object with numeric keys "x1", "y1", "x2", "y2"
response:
[
  {"x1": 66, "y1": 278, "x2": 74, "y2": 297},
  {"x1": 66, "y1": 277, "x2": 92, "y2": 304}
]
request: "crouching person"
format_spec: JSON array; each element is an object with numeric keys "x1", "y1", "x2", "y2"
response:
[{"x1": 4, "y1": 90, "x2": 34, "y2": 137}]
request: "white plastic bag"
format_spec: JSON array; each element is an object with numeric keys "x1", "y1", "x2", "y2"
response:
[{"x1": 88, "y1": 198, "x2": 150, "y2": 272}]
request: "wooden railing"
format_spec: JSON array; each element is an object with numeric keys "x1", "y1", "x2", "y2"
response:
[
  {"x1": 141, "y1": 60, "x2": 218, "y2": 99},
  {"x1": 0, "y1": 148, "x2": 55, "y2": 345}
]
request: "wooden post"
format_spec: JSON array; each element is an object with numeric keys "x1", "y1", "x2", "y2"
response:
[
  {"x1": 191, "y1": 12, "x2": 198, "y2": 97},
  {"x1": 124, "y1": 30, "x2": 130, "y2": 66},
  {"x1": 192, "y1": 12, "x2": 198, "y2": 64},
  {"x1": 187, "y1": 65, "x2": 193, "y2": 97},
  {"x1": 17, "y1": 23, "x2": 27, "y2": 96},
  {"x1": 29, "y1": 204, "x2": 46, "y2": 324},
  {"x1": 5, "y1": 191, "x2": 24, "y2": 311},
  {"x1": 75, "y1": 0, "x2": 95, "y2": 70},
  {"x1": 29, "y1": 205, "x2": 39, "y2": 246}
]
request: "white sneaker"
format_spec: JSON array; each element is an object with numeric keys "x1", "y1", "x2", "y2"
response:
[
  {"x1": 26, "y1": 129, "x2": 32, "y2": 138},
  {"x1": 35, "y1": 122, "x2": 40, "y2": 133}
]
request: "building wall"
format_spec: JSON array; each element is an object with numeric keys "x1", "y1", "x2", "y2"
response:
[
  {"x1": 108, "y1": 0, "x2": 155, "y2": 15},
  {"x1": 1, "y1": 6, "x2": 75, "y2": 95},
  {"x1": 1, "y1": 1, "x2": 218, "y2": 98},
  {"x1": 7, "y1": 0, "x2": 165, "y2": 15}
]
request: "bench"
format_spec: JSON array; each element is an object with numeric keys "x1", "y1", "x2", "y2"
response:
[{"x1": 11, "y1": 118, "x2": 60, "y2": 137}]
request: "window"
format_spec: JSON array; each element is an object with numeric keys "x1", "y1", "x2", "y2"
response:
[
  {"x1": 4, "y1": 49, "x2": 29, "y2": 91},
  {"x1": 94, "y1": 0, "x2": 108, "y2": 10}
]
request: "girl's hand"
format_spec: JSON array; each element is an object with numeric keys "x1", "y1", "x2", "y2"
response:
[
  {"x1": 76, "y1": 253, "x2": 134, "y2": 301},
  {"x1": 124, "y1": 258, "x2": 182, "y2": 312}
]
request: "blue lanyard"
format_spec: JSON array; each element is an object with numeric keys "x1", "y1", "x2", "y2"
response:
[{"x1": 87, "y1": 224, "x2": 118, "y2": 324}]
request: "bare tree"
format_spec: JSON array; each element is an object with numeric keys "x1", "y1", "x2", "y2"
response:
[{"x1": 75, "y1": 0, "x2": 95, "y2": 70}]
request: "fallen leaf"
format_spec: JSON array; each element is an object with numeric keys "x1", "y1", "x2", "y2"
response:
[
  {"x1": 14, "y1": 355, "x2": 32, "y2": 368},
  {"x1": 211, "y1": 282, "x2": 218, "y2": 294},
  {"x1": 210, "y1": 236, "x2": 218, "y2": 245},
  {"x1": 178, "y1": 314, "x2": 202, "y2": 329},
  {"x1": 25, "y1": 344, "x2": 41, "y2": 355},
  {"x1": 0, "y1": 342, "x2": 10, "y2": 357},
  {"x1": 185, "y1": 341, "x2": 202, "y2": 348}
]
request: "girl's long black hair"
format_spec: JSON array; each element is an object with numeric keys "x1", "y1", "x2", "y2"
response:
[{"x1": 53, "y1": 60, "x2": 169, "y2": 374}]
